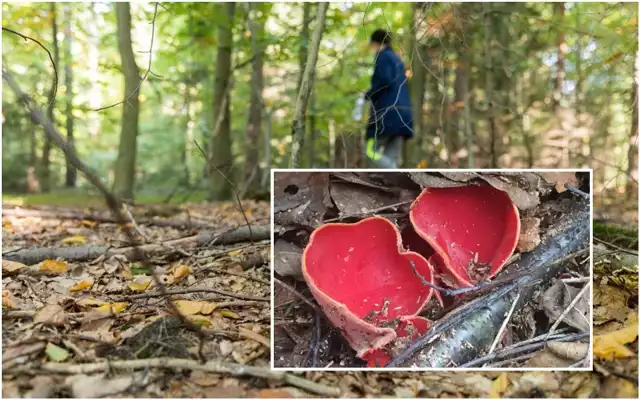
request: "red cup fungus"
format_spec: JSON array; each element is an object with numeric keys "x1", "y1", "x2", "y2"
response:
[
  {"x1": 410, "y1": 185, "x2": 520, "y2": 287},
  {"x1": 300, "y1": 185, "x2": 520, "y2": 366},
  {"x1": 302, "y1": 217, "x2": 436, "y2": 364}
]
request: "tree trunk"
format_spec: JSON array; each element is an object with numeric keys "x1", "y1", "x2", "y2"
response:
[
  {"x1": 208, "y1": 2, "x2": 236, "y2": 201},
  {"x1": 484, "y1": 4, "x2": 498, "y2": 168},
  {"x1": 27, "y1": 119, "x2": 40, "y2": 193},
  {"x1": 112, "y1": 3, "x2": 141, "y2": 200},
  {"x1": 455, "y1": 50, "x2": 474, "y2": 168},
  {"x1": 553, "y1": 2, "x2": 566, "y2": 113},
  {"x1": 289, "y1": 2, "x2": 328, "y2": 168},
  {"x1": 297, "y1": 2, "x2": 311, "y2": 93},
  {"x1": 64, "y1": 4, "x2": 76, "y2": 188},
  {"x1": 242, "y1": 3, "x2": 264, "y2": 198},
  {"x1": 627, "y1": 54, "x2": 639, "y2": 198},
  {"x1": 408, "y1": 2, "x2": 426, "y2": 168},
  {"x1": 42, "y1": 2, "x2": 60, "y2": 192},
  {"x1": 307, "y1": 92, "x2": 317, "y2": 167}
]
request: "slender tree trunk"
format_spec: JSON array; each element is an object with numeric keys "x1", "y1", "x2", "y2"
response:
[
  {"x1": 297, "y1": 2, "x2": 311, "y2": 93},
  {"x1": 87, "y1": 2, "x2": 100, "y2": 139},
  {"x1": 307, "y1": 92, "x2": 317, "y2": 166},
  {"x1": 27, "y1": 120, "x2": 40, "y2": 193},
  {"x1": 242, "y1": 3, "x2": 265, "y2": 198},
  {"x1": 627, "y1": 54, "x2": 639, "y2": 198},
  {"x1": 42, "y1": 2, "x2": 60, "y2": 192},
  {"x1": 408, "y1": 2, "x2": 426, "y2": 168},
  {"x1": 64, "y1": 5, "x2": 76, "y2": 188},
  {"x1": 484, "y1": 4, "x2": 498, "y2": 168},
  {"x1": 455, "y1": 50, "x2": 474, "y2": 168},
  {"x1": 553, "y1": 2, "x2": 566, "y2": 113},
  {"x1": 290, "y1": 2, "x2": 328, "y2": 168},
  {"x1": 208, "y1": 3, "x2": 236, "y2": 200},
  {"x1": 260, "y1": 110, "x2": 272, "y2": 189},
  {"x1": 112, "y1": 3, "x2": 141, "y2": 200}
]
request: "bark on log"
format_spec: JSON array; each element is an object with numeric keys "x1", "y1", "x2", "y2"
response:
[
  {"x1": 3, "y1": 224, "x2": 269, "y2": 265},
  {"x1": 387, "y1": 200, "x2": 590, "y2": 368}
]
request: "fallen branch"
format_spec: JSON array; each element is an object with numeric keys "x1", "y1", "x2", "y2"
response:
[
  {"x1": 3, "y1": 224, "x2": 269, "y2": 265},
  {"x1": 386, "y1": 200, "x2": 590, "y2": 367},
  {"x1": 41, "y1": 357, "x2": 340, "y2": 397},
  {"x1": 2, "y1": 207, "x2": 217, "y2": 230},
  {"x1": 120, "y1": 287, "x2": 269, "y2": 302}
]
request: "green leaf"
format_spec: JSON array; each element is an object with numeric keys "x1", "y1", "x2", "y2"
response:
[
  {"x1": 131, "y1": 264, "x2": 153, "y2": 275},
  {"x1": 45, "y1": 342, "x2": 70, "y2": 362}
]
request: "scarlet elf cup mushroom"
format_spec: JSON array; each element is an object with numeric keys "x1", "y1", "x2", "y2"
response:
[{"x1": 301, "y1": 185, "x2": 520, "y2": 366}]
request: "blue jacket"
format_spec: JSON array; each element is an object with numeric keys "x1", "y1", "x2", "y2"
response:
[{"x1": 365, "y1": 47, "x2": 413, "y2": 140}]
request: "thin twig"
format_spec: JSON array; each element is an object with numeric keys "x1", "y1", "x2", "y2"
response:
[
  {"x1": 487, "y1": 292, "x2": 520, "y2": 356},
  {"x1": 41, "y1": 358, "x2": 340, "y2": 396},
  {"x1": 95, "y1": 2, "x2": 161, "y2": 111},
  {"x1": 2, "y1": 27, "x2": 57, "y2": 107},
  {"x1": 274, "y1": 277, "x2": 321, "y2": 312},
  {"x1": 409, "y1": 260, "x2": 491, "y2": 296},
  {"x1": 323, "y1": 200, "x2": 413, "y2": 222},
  {"x1": 545, "y1": 282, "x2": 590, "y2": 340},
  {"x1": 593, "y1": 237, "x2": 639, "y2": 256},
  {"x1": 194, "y1": 140, "x2": 253, "y2": 242},
  {"x1": 564, "y1": 183, "x2": 589, "y2": 199}
]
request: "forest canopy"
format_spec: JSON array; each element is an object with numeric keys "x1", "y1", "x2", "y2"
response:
[{"x1": 2, "y1": 2, "x2": 637, "y2": 207}]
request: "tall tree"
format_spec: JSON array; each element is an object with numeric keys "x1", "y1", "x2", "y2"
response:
[
  {"x1": 208, "y1": 2, "x2": 236, "y2": 200},
  {"x1": 42, "y1": 2, "x2": 60, "y2": 192},
  {"x1": 241, "y1": 2, "x2": 265, "y2": 197},
  {"x1": 553, "y1": 2, "x2": 566, "y2": 112},
  {"x1": 112, "y1": 3, "x2": 141, "y2": 200},
  {"x1": 290, "y1": 2, "x2": 328, "y2": 168},
  {"x1": 63, "y1": 4, "x2": 76, "y2": 187},
  {"x1": 408, "y1": 2, "x2": 426, "y2": 167},
  {"x1": 484, "y1": 4, "x2": 498, "y2": 167},
  {"x1": 627, "y1": 53, "x2": 639, "y2": 198}
]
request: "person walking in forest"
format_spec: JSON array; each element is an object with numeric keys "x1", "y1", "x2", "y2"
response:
[{"x1": 362, "y1": 29, "x2": 413, "y2": 168}]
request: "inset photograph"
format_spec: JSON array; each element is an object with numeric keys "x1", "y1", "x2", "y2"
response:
[{"x1": 272, "y1": 170, "x2": 592, "y2": 370}]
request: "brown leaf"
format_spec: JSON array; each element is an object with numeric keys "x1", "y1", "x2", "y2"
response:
[
  {"x1": 34, "y1": 304, "x2": 67, "y2": 327},
  {"x1": 273, "y1": 239, "x2": 303, "y2": 279},
  {"x1": 539, "y1": 172, "x2": 578, "y2": 193},
  {"x1": 547, "y1": 341, "x2": 589, "y2": 361}
]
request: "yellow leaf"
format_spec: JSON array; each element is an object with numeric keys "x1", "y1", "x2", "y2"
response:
[
  {"x1": 128, "y1": 276, "x2": 152, "y2": 292},
  {"x1": 81, "y1": 219, "x2": 97, "y2": 228},
  {"x1": 219, "y1": 309, "x2": 240, "y2": 319},
  {"x1": 227, "y1": 249, "x2": 243, "y2": 257},
  {"x1": 188, "y1": 315, "x2": 212, "y2": 327},
  {"x1": 96, "y1": 302, "x2": 128, "y2": 314},
  {"x1": 175, "y1": 300, "x2": 203, "y2": 315},
  {"x1": 594, "y1": 314, "x2": 639, "y2": 360},
  {"x1": 2, "y1": 260, "x2": 26, "y2": 274},
  {"x1": 69, "y1": 278, "x2": 95, "y2": 292},
  {"x1": 77, "y1": 298, "x2": 108, "y2": 307},
  {"x1": 171, "y1": 265, "x2": 191, "y2": 283},
  {"x1": 490, "y1": 373, "x2": 510, "y2": 398},
  {"x1": 2, "y1": 290, "x2": 15, "y2": 308},
  {"x1": 201, "y1": 302, "x2": 218, "y2": 315},
  {"x1": 39, "y1": 259, "x2": 68, "y2": 274},
  {"x1": 62, "y1": 235, "x2": 86, "y2": 245}
]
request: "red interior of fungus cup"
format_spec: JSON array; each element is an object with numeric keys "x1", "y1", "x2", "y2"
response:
[
  {"x1": 409, "y1": 185, "x2": 520, "y2": 287},
  {"x1": 302, "y1": 217, "x2": 435, "y2": 358}
]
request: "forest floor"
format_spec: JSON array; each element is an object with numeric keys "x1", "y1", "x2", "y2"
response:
[{"x1": 2, "y1": 194, "x2": 639, "y2": 398}]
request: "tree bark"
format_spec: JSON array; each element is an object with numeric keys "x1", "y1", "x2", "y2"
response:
[
  {"x1": 627, "y1": 53, "x2": 639, "y2": 198},
  {"x1": 242, "y1": 3, "x2": 265, "y2": 198},
  {"x1": 64, "y1": 4, "x2": 76, "y2": 188},
  {"x1": 290, "y1": 2, "x2": 328, "y2": 168},
  {"x1": 42, "y1": 2, "x2": 61, "y2": 192},
  {"x1": 553, "y1": 2, "x2": 566, "y2": 113},
  {"x1": 112, "y1": 3, "x2": 141, "y2": 200},
  {"x1": 484, "y1": 4, "x2": 498, "y2": 168},
  {"x1": 208, "y1": 2, "x2": 236, "y2": 201},
  {"x1": 408, "y1": 2, "x2": 426, "y2": 168}
]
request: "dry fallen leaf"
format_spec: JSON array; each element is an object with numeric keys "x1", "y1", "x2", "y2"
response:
[
  {"x1": 594, "y1": 313, "x2": 639, "y2": 360},
  {"x1": 169, "y1": 265, "x2": 191, "y2": 284},
  {"x1": 175, "y1": 300, "x2": 204, "y2": 315},
  {"x1": 2, "y1": 290, "x2": 16, "y2": 308},
  {"x1": 62, "y1": 235, "x2": 86, "y2": 245},
  {"x1": 34, "y1": 304, "x2": 67, "y2": 327},
  {"x1": 539, "y1": 172, "x2": 578, "y2": 193},
  {"x1": 69, "y1": 278, "x2": 95, "y2": 292},
  {"x1": 96, "y1": 302, "x2": 128, "y2": 314},
  {"x1": 188, "y1": 315, "x2": 212, "y2": 327},
  {"x1": 39, "y1": 259, "x2": 68, "y2": 275},
  {"x1": 517, "y1": 217, "x2": 541, "y2": 252},
  {"x1": 219, "y1": 309, "x2": 240, "y2": 319},
  {"x1": 2, "y1": 260, "x2": 26, "y2": 275},
  {"x1": 76, "y1": 298, "x2": 108, "y2": 307},
  {"x1": 227, "y1": 249, "x2": 244, "y2": 257},
  {"x1": 128, "y1": 276, "x2": 152, "y2": 291},
  {"x1": 81, "y1": 219, "x2": 97, "y2": 228},
  {"x1": 45, "y1": 342, "x2": 70, "y2": 362},
  {"x1": 490, "y1": 373, "x2": 510, "y2": 399}
]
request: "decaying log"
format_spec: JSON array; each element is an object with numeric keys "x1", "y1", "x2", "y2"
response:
[
  {"x1": 387, "y1": 199, "x2": 590, "y2": 368},
  {"x1": 3, "y1": 224, "x2": 269, "y2": 265}
]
